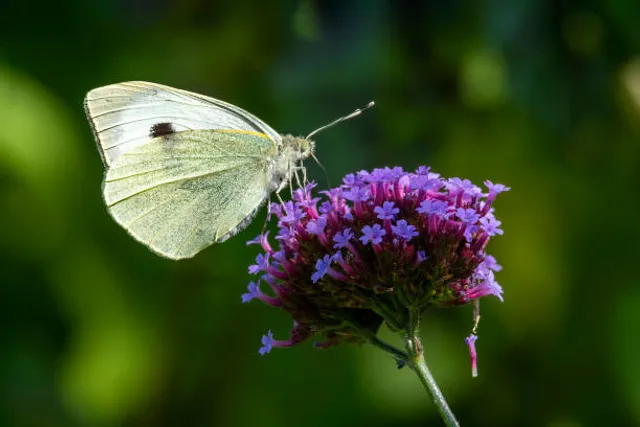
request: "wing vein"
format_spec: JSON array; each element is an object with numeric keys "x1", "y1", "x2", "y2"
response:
[
  {"x1": 148, "y1": 187, "x2": 207, "y2": 247},
  {"x1": 126, "y1": 194, "x2": 178, "y2": 228},
  {"x1": 96, "y1": 116, "x2": 214, "y2": 133},
  {"x1": 106, "y1": 163, "x2": 257, "y2": 205},
  {"x1": 88, "y1": 102, "x2": 181, "y2": 118}
]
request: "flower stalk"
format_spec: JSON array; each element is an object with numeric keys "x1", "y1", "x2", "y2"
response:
[
  {"x1": 405, "y1": 334, "x2": 460, "y2": 426},
  {"x1": 404, "y1": 308, "x2": 459, "y2": 426}
]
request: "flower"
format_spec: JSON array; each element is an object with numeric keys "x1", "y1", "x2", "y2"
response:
[
  {"x1": 359, "y1": 224, "x2": 386, "y2": 245},
  {"x1": 374, "y1": 201, "x2": 400, "y2": 220},
  {"x1": 241, "y1": 280, "x2": 281, "y2": 306},
  {"x1": 306, "y1": 217, "x2": 327, "y2": 235},
  {"x1": 391, "y1": 220, "x2": 419, "y2": 241},
  {"x1": 465, "y1": 334, "x2": 478, "y2": 377},
  {"x1": 248, "y1": 253, "x2": 270, "y2": 274},
  {"x1": 343, "y1": 186, "x2": 370, "y2": 202},
  {"x1": 482, "y1": 255, "x2": 502, "y2": 272},
  {"x1": 241, "y1": 281, "x2": 261, "y2": 303},
  {"x1": 259, "y1": 331, "x2": 274, "y2": 355},
  {"x1": 311, "y1": 254, "x2": 332, "y2": 283},
  {"x1": 332, "y1": 228, "x2": 354, "y2": 249},
  {"x1": 484, "y1": 180, "x2": 510, "y2": 195},
  {"x1": 456, "y1": 207, "x2": 480, "y2": 224},
  {"x1": 416, "y1": 199, "x2": 448, "y2": 216},
  {"x1": 243, "y1": 166, "x2": 508, "y2": 355},
  {"x1": 480, "y1": 216, "x2": 503, "y2": 236}
]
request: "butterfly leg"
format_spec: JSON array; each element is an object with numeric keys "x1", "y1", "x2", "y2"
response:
[
  {"x1": 300, "y1": 160, "x2": 308, "y2": 185},
  {"x1": 261, "y1": 195, "x2": 273, "y2": 234},
  {"x1": 274, "y1": 179, "x2": 288, "y2": 209},
  {"x1": 289, "y1": 160, "x2": 296, "y2": 198},
  {"x1": 260, "y1": 192, "x2": 285, "y2": 235},
  {"x1": 291, "y1": 163, "x2": 307, "y2": 189}
]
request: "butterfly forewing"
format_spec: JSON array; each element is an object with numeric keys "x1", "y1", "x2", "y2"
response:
[
  {"x1": 84, "y1": 81, "x2": 281, "y2": 166},
  {"x1": 103, "y1": 130, "x2": 277, "y2": 259}
]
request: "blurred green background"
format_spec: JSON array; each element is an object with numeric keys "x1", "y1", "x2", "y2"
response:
[{"x1": 1, "y1": 0, "x2": 639, "y2": 426}]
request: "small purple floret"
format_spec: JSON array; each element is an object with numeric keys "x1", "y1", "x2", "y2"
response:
[
  {"x1": 241, "y1": 281, "x2": 261, "y2": 303},
  {"x1": 456, "y1": 208, "x2": 480, "y2": 224},
  {"x1": 415, "y1": 166, "x2": 431, "y2": 175},
  {"x1": 311, "y1": 254, "x2": 332, "y2": 283},
  {"x1": 333, "y1": 228, "x2": 354, "y2": 249},
  {"x1": 360, "y1": 224, "x2": 386, "y2": 245},
  {"x1": 280, "y1": 202, "x2": 306, "y2": 224},
  {"x1": 448, "y1": 178, "x2": 482, "y2": 195},
  {"x1": 391, "y1": 220, "x2": 419, "y2": 241},
  {"x1": 463, "y1": 224, "x2": 478, "y2": 243},
  {"x1": 306, "y1": 217, "x2": 328, "y2": 235},
  {"x1": 248, "y1": 253, "x2": 270, "y2": 275},
  {"x1": 484, "y1": 180, "x2": 510, "y2": 195},
  {"x1": 468, "y1": 271, "x2": 504, "y2": 302},
  {"x1": 246, "y1": 235, "x2": 263, "y2": 246},
  {"x1": 482, "y1": 255, "x2": 502, "y2": 272},
  {"x1": 259, "y1": 331, "x2": 274, "y2": 355},
  {"x1": 342, "y1": 173, "x2": 367, "y2": 187},
  {"x1": 480, "y1": 216, "x2": 503, "y2": 236},
  {"x1": 343, "y1": 186, "x2": 370, "y2": 202},
  {"x1": 465, "y1": 334, "x2": 478, "y2": 377},
  {"x1": 416, "y1": 199, "x2": 448, "y2": 216},
  {"x1": 374, "y1": 201, "x2": 400, "y2": 220}
]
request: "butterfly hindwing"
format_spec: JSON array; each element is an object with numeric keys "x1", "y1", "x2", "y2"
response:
[{"x1": 103, "y1": 129, "x2": 277, "y2": 259}]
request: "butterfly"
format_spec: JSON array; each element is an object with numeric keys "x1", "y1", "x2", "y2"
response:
[{"x1": 84, "y1": 81, "x2": 372, "y2": 260}]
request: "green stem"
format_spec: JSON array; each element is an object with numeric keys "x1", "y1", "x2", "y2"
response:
[
  {"x1": 372, "y1": 301, "x2": 404, "y2": 332},
  {"x1": 405, "y1": 309, "x2": 459, "y2": 427},
  {"x1": 368, "y1": 335, "x2": 408, "y2": 366},
  {"x1": 341, "y1": 317, "x2": 408, "y2": 366}
]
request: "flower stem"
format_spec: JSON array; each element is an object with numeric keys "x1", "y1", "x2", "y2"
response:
[
  {"x1": 405, "y1": 310, "x2": 459, "y2": 427},
  {"x1": 368, "y1": 335, "x2": 408, "y2": 367}
]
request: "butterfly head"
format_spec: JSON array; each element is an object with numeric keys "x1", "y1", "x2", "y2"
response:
[{"x1": 281, "y1": 135, "x2": 315, "y2": 161}]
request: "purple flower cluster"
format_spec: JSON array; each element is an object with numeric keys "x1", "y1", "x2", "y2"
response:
[{"x1": 242, "y1": 166, "x2": 509, "y2": 355}]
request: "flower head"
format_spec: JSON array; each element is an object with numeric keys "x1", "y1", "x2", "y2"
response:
[{"x1": 244, "y1": 166, "x2": 508, "y2": 354}]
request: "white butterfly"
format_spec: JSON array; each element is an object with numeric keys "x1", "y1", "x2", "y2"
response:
[{"x1": 85, "y1": 81, "x2": 372, "y2": 260}]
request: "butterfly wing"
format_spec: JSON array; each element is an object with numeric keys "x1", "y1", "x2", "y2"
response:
[
  {"x1": 84, "y1": 81, "x2": 282, "y2": 167},
  {"x1": 103, "y1": 129, "x2": 277, "y2": 259}
]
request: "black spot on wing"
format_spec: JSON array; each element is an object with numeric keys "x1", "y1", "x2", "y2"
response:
[{"x1": 149, "y1": 122, "x2": 176, "y2": 138}]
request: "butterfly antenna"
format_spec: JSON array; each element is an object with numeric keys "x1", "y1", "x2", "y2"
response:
[
  {"x1": 310, "y1": 152, "x2": 331, "y2": 188},
  {"x1": 306, "y1": 101, "x2": 375, "y2": 140}
]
